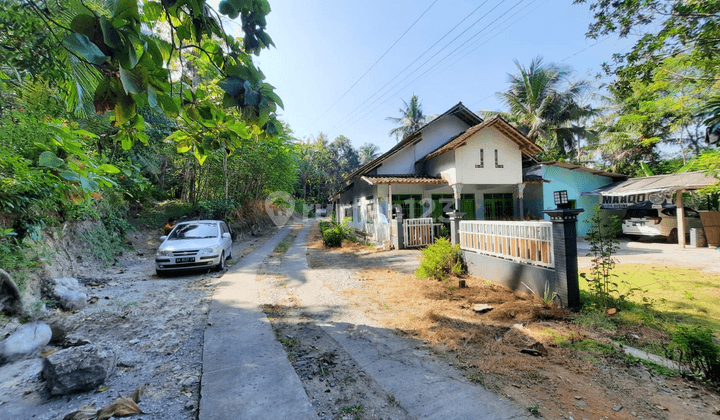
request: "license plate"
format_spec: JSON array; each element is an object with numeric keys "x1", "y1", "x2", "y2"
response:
[
  {"x1": 633, "y1": 222, "x2": 645, "y2": 226},
  {"x1": 176, "y1": 257, "x2": 195, "y2": 263}
]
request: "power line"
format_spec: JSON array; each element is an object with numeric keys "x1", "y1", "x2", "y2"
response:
[
  {"x1": 561, "y1": 36, "x2": 611, "y2": 61},
  {"x1": 407, "y1": 0, "x2": 527, "y2": 84},
  {"x1": 329, "y1": 1, "x2": 494, "y2": 132},
  {"x1": 427, "y1": 0, "x2": 542, "y2": 79},
  {"x1": 311, "y1": 0, "x2": 439, "y2": 126},
  {"x1": 339, "y1": 0, "x2": 529, "y2": 132}
]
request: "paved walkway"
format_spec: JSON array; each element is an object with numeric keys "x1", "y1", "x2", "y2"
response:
[
  {"x1": 201, "y1": 222, "x2": 528, "y2": 419},
  {"x1": 199, "y1": 223, "x2": 317, "y2": 420},
  {"x1": 278, "y1": 224, "x2": 529, "y2": 420}
]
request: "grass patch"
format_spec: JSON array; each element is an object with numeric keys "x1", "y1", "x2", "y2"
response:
[
  {"x1": 563, "y1": 339, "x2": 617, "y2": 355},
  {"x1": 573, "y1": 311, "x2": 618, "y2": 331},
  {"x1": 274, "y1": 234, "x2": 295, "y2": 255},
  {"x1": 541, "y1": 328, "x2": 569, "y2": 346},
  {"x1": 579, "y1": 264, "x2": 720, "y2": 332},
  {"x1": 339, "y1": 404, "x2": 364, "y2": 419}
]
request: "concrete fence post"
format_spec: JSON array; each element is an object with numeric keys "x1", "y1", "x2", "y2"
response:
[
  {"x1": 543, "y1": 208, "x2": 584, "y2": 309},
  {"x1": 396, "y1": 208, "x2": 404, "y2": 249},
  {"x1": 448, "y1": 211, "x2": 466, "y2": 246}
]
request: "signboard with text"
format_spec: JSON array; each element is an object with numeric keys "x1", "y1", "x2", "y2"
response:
[{"x1": 600, "y1": 190, "x2": 675, "y2": 210}]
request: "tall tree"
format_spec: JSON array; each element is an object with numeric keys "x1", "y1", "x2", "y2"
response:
[
  {"x1": 386, "y1": 94, "x2": 427, "y2": 142},
  {"x1": 492, "y1": 56, "x2": 597, "y2": 159},
  {"x1": 576, "y1": 0, "x2": 720, "y2": 142},
  {"x1": 359, "y1": 143, "x2": 380, "y2": 164}
]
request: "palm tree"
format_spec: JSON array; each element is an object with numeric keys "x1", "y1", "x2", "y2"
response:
[
  {"x1": 358, "y1": 143, "x2": 380, "y2": 164},
  {"x1": 386, "y1": 94, "x2": 427, "y2": 142},
  {"x1": 495, "y1": 56, "x2": 597, "y2": 158}
]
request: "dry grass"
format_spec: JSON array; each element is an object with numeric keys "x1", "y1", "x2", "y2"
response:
[
  {"x1": 307, "y1": 222, "x2": 381, "y2": 254},
  {"x1": 337, "y1": 266, "x2": 719, "y2": 418}
]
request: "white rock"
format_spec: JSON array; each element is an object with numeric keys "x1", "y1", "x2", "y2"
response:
[
  {"x1": 0, "y1": 323, "x2": 52, "y2": 364},
  {"x1": 51, "y1": 277, "x2": 87, "y2": 311}
]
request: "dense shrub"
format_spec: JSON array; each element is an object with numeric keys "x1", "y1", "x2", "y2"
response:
[
  {"x1": 415, "y1": 238, "x2": 463, "y2": 281},
  {"x1": 672, "y1": 326, "x2": 720, "y2": 382},
  {"x1": 321, "y1": 218, "x2": 352, "y2": 247},
  {"x1": 322, "y1": 229, "x2": 343, "y2": 247}
]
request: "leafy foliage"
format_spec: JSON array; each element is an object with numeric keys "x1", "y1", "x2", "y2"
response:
[
  {"x1": 672, "y1": 325, "x2": 720, "y2": 383},
  {"x1": 489, "y1": 56, "x2": 597, "y2": 159},
  {"x1": 320, "y1": 218, "x2": 352, "y2": 248},
  {"x1": 415, "y1": 238, "x2": 462, "y2": 281},
  {"x1": 576, "y1": 0, "x2": 720, "y2": 144},
  {"x1": 386, "y1": 94, "x2": 427, "y2": 142},
  {"x1": 580, "y1": 206, "x2": 627, "y2": 310}
]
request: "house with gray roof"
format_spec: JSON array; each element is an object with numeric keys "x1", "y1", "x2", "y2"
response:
[{"x1": 330, "y1": 102, "x2": 543, "y2": 244}]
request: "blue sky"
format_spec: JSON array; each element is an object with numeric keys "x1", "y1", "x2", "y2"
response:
[{"x1": 227, "y1": 0, "x2": 636, "y2": 153}]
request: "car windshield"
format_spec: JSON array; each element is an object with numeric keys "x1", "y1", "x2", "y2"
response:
[{"x1": 168, "y1": 223, "x2": 218, "y2": 240}]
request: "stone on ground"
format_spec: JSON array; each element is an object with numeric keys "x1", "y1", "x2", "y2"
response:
[
  {"x1": 0, "y1": 269, "x2": 23, "y2": 315},
  {"x1": 48, "y1": 277, "x2": 87, "y2": 311},
  {"x1": 42, "y1": 344, "x2": 117, "y2": 395},
  {"x1": 0, "y1": 322, "x2": 52, "y2": 364}
]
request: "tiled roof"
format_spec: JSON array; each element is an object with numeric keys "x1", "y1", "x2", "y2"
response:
[
  {"x1": 361, "y1": 175, "x2": 446, "y2": 185},
  {"x1": 541, "y1": 161, "x2": 628, "y2": 180},
  {"x1": 343, "y1": 102, "x2": 482, "y2": 182},
  {"x1": 417, "y1": 115, "x2": 543, "y2": 163}
]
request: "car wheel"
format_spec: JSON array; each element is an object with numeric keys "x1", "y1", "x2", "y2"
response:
[
  {"x1": 628, "y1": 235, "x2": 641, "y2": 241},
  {"x1": 156, "y1": 269, "x2": 167, "y2": 277},
  {"x1": 667, "y1": 228, "x2": 678, "y2": 244},
  {"x1": 216, "y1": 251, "x2": 225, "y2": 271}
]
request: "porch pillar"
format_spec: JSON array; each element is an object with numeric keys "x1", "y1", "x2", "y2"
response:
[
  {"x1": 677, "y1": 190, "x2": 686, "y2": 248},
  {"x1": 544, "y1": 207, "x2": 584, "y2": 309},
  {"x1": 396, "y1": 207, "x2": 404, "y2": 249},
  {"x1": 517, "y1": 183, "x2": 526, "y2": 220},
  {"x1": 452, "y1": 184, "x2": 463, "y2": 214},
  {"x1": 387, "y1": 184, "x2": 393, "y2": 221}
]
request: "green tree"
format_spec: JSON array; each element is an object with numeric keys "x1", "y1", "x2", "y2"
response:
[
  {"x1": 386, "y1": 94, "x2": 427, "y2": 142},
  {"x1": 359, "y1": 143, "x2": 380, "y2": 164},
  {"x1": 576, "y1": 0, "x2": 720, "y2": 141},
  {"x1": 588, "y1": 55, "x2": 719, "y2": 174},
  {"x1": 491, "y1": 56, "x2": 597, "y2": 159}
]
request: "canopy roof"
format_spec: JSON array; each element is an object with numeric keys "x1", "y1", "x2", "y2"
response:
[{"x1": 582, "y1": 171, "x2": 718, "y2": 196}]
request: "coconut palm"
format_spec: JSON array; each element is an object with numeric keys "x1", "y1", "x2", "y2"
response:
[
  {"x1": 386, "y1": 94, "x2": 427, "y2": 142},
  {"x1": 358, "y1": 143, "x2": 380, "y2": 164},
  {"x1": 495, "y1": 56, "x2": 597, "y2": 158}
]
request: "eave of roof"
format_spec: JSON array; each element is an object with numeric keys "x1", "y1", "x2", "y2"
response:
[
  {"x1": 541, "y1": 161, "x2": 628, "y2": 180},
  {"x1": 329, "y1": 182, "x2": 354, "y2": 200},
  {"x1": 581, "y1": 171, "x2": 719, "y2": 196},
  {"x1": 361, "y1": 175, "x2": 446, "y2": 185},
  {"x1": 343, "y1": 102, "x2": 482, "y2": 182},
  {"x1": 416, "y1": 115, "x2": 543, "y2": 163}
]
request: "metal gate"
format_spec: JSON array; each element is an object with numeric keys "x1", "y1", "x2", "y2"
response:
[{"x1": 403, "y1": 218, "x2": 434, "y2": 248}]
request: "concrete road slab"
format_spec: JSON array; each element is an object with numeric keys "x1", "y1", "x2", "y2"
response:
[{"x1": 199, "y1": 224, "x2": 317, "y2": 420}]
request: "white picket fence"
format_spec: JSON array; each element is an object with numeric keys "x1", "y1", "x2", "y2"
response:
[
  {"x1": 403, "y1": 217, "x2": 434, "y2": 248},
  {"x1": 459, "y1": 220, "x2": 554, "y2": 268}
]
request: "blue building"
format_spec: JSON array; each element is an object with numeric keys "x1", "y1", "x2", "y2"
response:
[{"x1": 523, "y1": 162, "x2": 627, "y2": 235}]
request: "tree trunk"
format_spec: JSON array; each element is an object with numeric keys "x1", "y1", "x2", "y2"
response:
[{"x1": 223, "y1": 148, "x2": 229, "y2": 199}]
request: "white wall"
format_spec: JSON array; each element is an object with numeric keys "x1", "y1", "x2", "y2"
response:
[
  {"x1": 426, "y1": 151, "x2": 457, "y2": 184},
  {"x1": 455, "y1": 127, "x2": 522, "y2": 185},
  {"x1": 377, "y1": 115, "x2": 470, "y2": 175}
]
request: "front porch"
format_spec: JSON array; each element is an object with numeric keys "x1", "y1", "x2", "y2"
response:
[{"x1": 335, "y1": 176, "x2": 531, "y2": 249}]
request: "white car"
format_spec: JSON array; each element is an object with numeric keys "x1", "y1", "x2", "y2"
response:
[
  {"x1": 155, "y1": 220, "x2": 233, "y2": 276},
  {"x1": 622, "y1": 208, "x2": 704, "y2": 243}
]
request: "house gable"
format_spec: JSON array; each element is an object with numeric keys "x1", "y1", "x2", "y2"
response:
[
  {"x1": 377, "y1": 114, "x2": 471, "y2": 175},
  {"x1": 455, "y1": 127, "x2": 523, "y2": 184}
]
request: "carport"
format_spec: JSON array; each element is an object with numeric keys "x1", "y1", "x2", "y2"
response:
[{"x1": 582, "y1": 171, "x2": 719, "y2": 248}]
